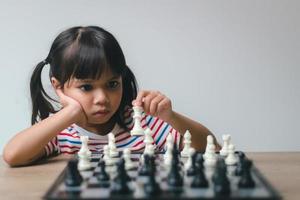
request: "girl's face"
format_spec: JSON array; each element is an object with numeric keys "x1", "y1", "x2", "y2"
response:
[{"x1": 63, "y1": 69, "x2": 123, "y2": 126}]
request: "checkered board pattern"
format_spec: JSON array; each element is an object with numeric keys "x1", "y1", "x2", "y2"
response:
[{"x1": 44, "y1": 152, "x2": 281, "y2": 200}]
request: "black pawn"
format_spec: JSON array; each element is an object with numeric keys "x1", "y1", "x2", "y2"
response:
[
  {"x1": 238, "y1": 159, "x2": 255, "y2": 188},
  {"x1": 64, "y1": 159, "x2": 83, "y2": 187},
  {"x1": 212, "y1": 159, "x2": 230, "y2": 196},
  {"x1": 235, "y1": 151, "x2": 246, "y2": 176},
  {"x1": 144, "y1": 159, "x2": 161, "y2": 195},
  {"x1": 139, "y1": 154, "x2": 152, "y2": 176},
  {"x1": 187, "y1": 152, "x2": 197, "y2": 176},
  {"x1": 167, "y1": 144, "x2": 183, "y2": 187},
  {"x1": 191, "y1": 154, "x2": 208, "y2": 188},
  {"x1": 96, "y1": 159, "x2": 110, "y2": 187},
  {"x1": 111, "y1": 158, "x2": 131, "y2": 194}
]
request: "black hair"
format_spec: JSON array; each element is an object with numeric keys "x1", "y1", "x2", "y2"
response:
[{"x1": 30, "y1": 26, "x2": 138, "y2": 131}]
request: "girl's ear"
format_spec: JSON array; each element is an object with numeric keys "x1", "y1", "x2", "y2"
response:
[{"x1": 51, "y1": 77, "x2": 61, "y2": 90}]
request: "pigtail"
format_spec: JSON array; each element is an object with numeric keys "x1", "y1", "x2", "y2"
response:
[{"x1": 30, "y1": 60, "x2": 56, "y2": 125}]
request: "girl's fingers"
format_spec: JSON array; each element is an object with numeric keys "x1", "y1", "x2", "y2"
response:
[
  {"x1": 134, "y1": 90, "x2": 150, "y2": 106},
  {"x1": 157, "y1": 98, "x2": 172, "y2": 113},
  {"x1": 149, "y1": 94, "x2": 165, "y2": 115},
  {"x1": 143, "y1": 91, "x2": 160, "y2": 113}
]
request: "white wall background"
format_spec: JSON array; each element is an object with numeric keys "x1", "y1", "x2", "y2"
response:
[{"x1": 0, "y1": 0, "x2": 299, "y2": 153}]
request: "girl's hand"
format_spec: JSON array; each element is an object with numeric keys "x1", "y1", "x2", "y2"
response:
[
  {"x1": 55, "y1": 88, "x2": 87, "y2": 124},
  {"x1": 132, "y1": 90, "x2": 174, "y2": 123}
]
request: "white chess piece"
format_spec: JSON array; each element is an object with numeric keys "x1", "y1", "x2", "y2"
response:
[
  {"x1": 220, "y1": 134, "x2": 231, "y2": 156},
  {"x1": 180, "y1": 130, "x2": 191, "y2": 157},
  {"x1": 203, "y1": 135, "x2": 214, "y2": 160},
  {"x1": 204, "y1": 143, "x2": 217, "y2": 167},
  {"x1": 184, "y1": 147, "x2": 196, "y2": 171},
  {"x1": 78, "y1": 136, "x2": 92, "y2": 159},
  {"x1": 164, "y1": 133, "x2": 173, "y2": 160},
  {"x1": 78, "y1": 136, "x2": 92, "y2": 170},
  {"x1": 130, "y1": 106, "x2": 145, "y2": 136},
  {"x1": 225, "y1": 144, "x2": 238, "y2": 165},
  {"x1": 103, "y1": 145, "x2": 114, "y2": 166},
  {"x1": 108, "y1": 133, "x2": 118, "y2": 157},
  {"x1": 143, "y1": 128, "x2": 155, "y2": 155},
  {"x1": 123, "y1": 148, "x2": 135, "y2": 170}
]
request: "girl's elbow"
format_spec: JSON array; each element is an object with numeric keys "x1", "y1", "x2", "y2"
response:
[{"x1": 3, "y1": 147, "x2": 23, "y2": 167}]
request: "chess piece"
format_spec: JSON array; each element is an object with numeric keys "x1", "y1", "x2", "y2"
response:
[
  {"x1": 186, "y1": 151, "x2": 198, "y2": 176},
  {"x1": 64, "y1": 159, "x2": 83, "y2": 187},
  {"x1": 164, "y1": 134, "x2": 173, "y2": 167},
  {"x1": 238, "y1": 159, "x2": 255, "y2": 188},
  {"x1": 108, "y1": 133, "x2": 119, "y2": 157},
  {"x1": 123, "y1": 148, "x2": 135, "y2": 170},
  {"x1": 220, "y1": 134, "x2": 231, "y2": 156},
  {"x1": 203, "y1": 135, "x2": 214, "y2": 160},
  {"x1": 144, "y1": 158, "x2": 161, "y2": 195},
  {"x1": 139, "y1": 154, "x2": 152, "y2": 176},
  {"x1": 184, "y1": 147, "x2": 196, "y2": 171},
  {"x1": 212, "y1": 159, "x2": 231, "y2": 196},
  {"x1": 143, "y1": 128, "x2": 155, "y2": 156},
  {"x1": 130, "y1": 106, "x2": 144, "y2": 136},
  {"x1": 180, "y1": 130, "x2": 191, "y2": 157},
  {"x1": 225, "y1": 144, "x2": 238, "y2": 165},
  {"x1": 103, "y1": 145, "x2": 114, "y2": 166},
  {"x1": 111, "y1": 158, "x2": 131, "y2": 194},
  {"x1": 204, "y1": 143, "x2": 217, "y2": 167},
  {"x1": 78, "y1": 136, "x2": 92, "y2": 171},
  {"x1": 235, "y1": 151, "x2": 246, "y2": 176},
  {"x1": 167, "y1": 145, "x2": 183, "y2": 187},
  {"x1": 191, "y1": 154, "x2": 208, "y2": 188},
  {"x1": 78, "y1": 136, "x2": 92, "y2": 158}
]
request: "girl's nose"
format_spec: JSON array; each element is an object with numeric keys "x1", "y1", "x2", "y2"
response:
[{"x1": 93, "y1": 89, "x2": 109, "y2": 104}]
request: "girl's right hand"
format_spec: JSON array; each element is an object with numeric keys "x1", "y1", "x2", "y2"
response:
[{"x1": 55, "y1": 88, "x2": 87, "y2": 124}]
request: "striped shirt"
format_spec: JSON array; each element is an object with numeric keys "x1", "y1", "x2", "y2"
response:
[{"x1": 44, "y1": 107, "x2": 182, "y2": 156}]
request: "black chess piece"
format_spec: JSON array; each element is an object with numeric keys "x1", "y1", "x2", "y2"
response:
[
  {"x1": 187, "y1": 151, "x2": 197, "y2": 176},
  {"x1": 235, "y1": 151, "x2": 246, "y2": 176},
  {"x1": 96, "y1": 160, "x2": 110, "y2": 181},
  {"x1": 238, "y1": 159, "x2": 255, "y2": 188},
  {"x1": 144, "y1": 157, "x2": 161, "y2": 195},
  {"x1": 139, "y1": 154, "x2": 152, "y2": 176},
  {"x1": 191, "y1": 154, "x2": 208, "y2": 188},
  {"x1": 212, "y1": 158, "x2": 231, "y2": 196},
  {"x1": 64, "y1": 159, "x2": 83, "y2": 187},
  {"x1": 167, "y1": 144, "x2": 183, "y2": 187},
  {"x1": 111, "y1": 158, "x2": 131, "y2": 194}
]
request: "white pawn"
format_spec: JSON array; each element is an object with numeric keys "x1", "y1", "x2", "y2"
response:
[
  {"x1": 123, "y1": 148, "x2": 135, "y2": 170},
  {"x1": 130, "y1": 106, "x2": 145, "y2": 136},
  {"x1": 225, "y1": 144, "x2": 238, "y2": 165},
  {"x1": 143, "y1": 128, "x2": 155, "y2": 155},
  {"x1": 78, "y1": 136, "x2": 92, "y2": 159},
  {"x1": 220, "y1": 134, "x2": 231, "y2": 156},
  {"x1": 203, "y1": 135, "x2": 214, "y2": 160},
  {"x1": 180, "y1": 130, "x2": 191, "y2": 157},
  {"x1": 204, "y1": 143, "x2": 217, "y2": 167},
  {"x1": 103, "y1": 145, "x2": 114, "y2": 166},
  {"x1": 108, "y1": 133, "x2": 118, "y2": 157},
  {"x1": 184, "y1": 147, "x2": 196, "y2": 171},
  {"x1": 164, "y1": 133, "x2": 173, "y2": 160},
  {"x1": 78, "y1": 136, "x2": 92, "y2": 170}
]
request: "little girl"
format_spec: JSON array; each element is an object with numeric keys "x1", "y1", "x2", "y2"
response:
[{"x1": 3, "y1": 26, "x2": 219, "y2": 167}]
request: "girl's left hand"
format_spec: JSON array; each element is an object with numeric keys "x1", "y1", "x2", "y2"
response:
[{"x1": 132, "y1": 90, "x2": 174, "y2": 122}]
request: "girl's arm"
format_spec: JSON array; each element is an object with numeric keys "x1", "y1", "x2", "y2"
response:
[
  {"x1": 166, "y1": 111, "x2": 220, "y2": 151},
  {"x1": 3, "y1": 105, "x2": 81, "y2": 167},
  {"x1": 133, "y1": 90, "x2": 221, "y2": 152},
  {"x1": 3, "y1": 88, "x2": 85, "y2": 167}
]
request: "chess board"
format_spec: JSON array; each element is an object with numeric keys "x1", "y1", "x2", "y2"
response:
[{"x1": 44, "y1": 152, "x2": 281, "y2": 200}]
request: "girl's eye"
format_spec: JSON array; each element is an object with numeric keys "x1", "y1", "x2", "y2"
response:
[
  {"x1": 107, "y1": 81, "x2": 120, "y2": 89},
  {"x1": 80, "y1": 84, "x2": 93, "y2": 91}
]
